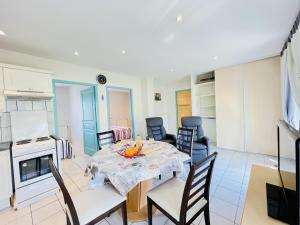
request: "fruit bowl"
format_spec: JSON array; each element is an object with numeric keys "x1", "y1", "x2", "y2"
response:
[{"x1": 117, "y1": 144, "x2": 143, "y2": 158}]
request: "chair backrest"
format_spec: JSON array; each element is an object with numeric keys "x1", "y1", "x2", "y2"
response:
[
  {"x1": 179, "y1": 152, "x2": 218, "y2": 224},
  {"x1": 177, "y1": 127, "x2": 194, "y2": 157},
  {"x1": 97, "y1": 130, "x2": 116, "y2": 150},
  {"x1": 181, "y1": 116, "x2": 204, "y2": 141},
  {"x1": 49, "y1": 160, "x2": 80, "y2": 225},
  {"x1": 145, "y1": 117, "x2": 167, "y2": 141}
]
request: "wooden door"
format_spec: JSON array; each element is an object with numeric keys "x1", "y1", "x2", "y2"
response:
[
  {"x1": 176, "y1": 90, "x2": 192, "y2": 127},
  {"x1": 81, "y1": 87, "x2": 98, "y2": 155}
]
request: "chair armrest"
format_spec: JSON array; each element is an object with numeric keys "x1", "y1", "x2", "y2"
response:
[
  {"x1": 198, "y1": 136, "x2": 209, "y2": 144},
  {"x1": 197, "y1": 136, "x2": 210, "y2": 153},
  {"x1": 166, "y1": 133, "x2": 176, "y2": 141}
]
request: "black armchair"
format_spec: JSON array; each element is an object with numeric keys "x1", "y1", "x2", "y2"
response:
[
  {"x1": 181, "y1": 116, "x2": 210, "y2": 164},
  {"x1": 145, "y1": 117, "x2": 176, "y2": 146}
]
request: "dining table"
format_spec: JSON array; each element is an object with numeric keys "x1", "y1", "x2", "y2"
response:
[{"x1": 88, "y1": 140, "x2": 190, "y2": 222}]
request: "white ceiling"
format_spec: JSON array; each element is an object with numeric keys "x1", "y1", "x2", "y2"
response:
[{"x1": 0, "y1": 0, "x2": 299, "y2": 81}]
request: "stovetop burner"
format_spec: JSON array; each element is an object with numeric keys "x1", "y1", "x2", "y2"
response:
[
  {"x1": 36, "y1": 136, "x2": 51, "y2": 142},
  {"x1": 16, "y1": 139, "x2": 32, "y2": 145},
  {"x1": 15, "y1": 137, "x2": 51, "y2": 145}
]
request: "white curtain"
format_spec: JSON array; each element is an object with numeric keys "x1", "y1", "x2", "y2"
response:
[
  {"x1": 281, "y1": 50, "x2": 289, "y2": 122},
  {"x1": 281, "y1": 27, "x2": 300, "y2": 129},
  {"x1": 287, "y1": 30, "x2": 300, "y2": 107}
]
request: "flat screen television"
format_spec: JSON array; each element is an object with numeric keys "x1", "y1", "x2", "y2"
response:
[{"x1": 266, "y1": 120, "x2": 299, "y2": 225}]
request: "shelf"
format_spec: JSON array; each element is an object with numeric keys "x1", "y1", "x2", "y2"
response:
[
  {"x1": 200, "y1": 105, "x2": 215, "y2": 108},
  {"x1": 201, "y1": 116, "x2": 216, "y2": 119},
  {"x1": 195, "y1": 81, "x2": 215, "y2": 86},
  {"x1": 195, "y1": 94, "x2": 215, "y2": 98}
]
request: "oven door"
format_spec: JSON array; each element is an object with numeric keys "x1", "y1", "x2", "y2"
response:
[{"x1": 13, "y1": 148, "x2": 58, "y2": 189}]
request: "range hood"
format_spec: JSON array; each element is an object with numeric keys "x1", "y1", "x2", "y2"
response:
[{"x1": 4, "y1": 90, "x2": 54, "y2": 99}]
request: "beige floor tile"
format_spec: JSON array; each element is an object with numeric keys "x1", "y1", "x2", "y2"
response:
[
  {"x1": 63, "y1": 164, "x2": 82, "y2": 176},
  {"x1": 6, "y1": 214, "x2": 32, "y2": 225},
  {"x1": 72, "y1": 175, "x2": 90, "y2": 191},
  {"x1": 61, "y1": 175, "x2": 74, "y2": 186},
  {"x1": 31, "y1": 194, "x2": 58, "y2": 211},
  {"x1": 56, "y1": 192, "x2": 66, "y2": 209},
  {"x1": 37, "y1": 210, "x2": 66, "y2": 225},
  {"x1": 0, "y1": 206, "x2": 31, "y2": 224},
  {"x1": 68, "y1": 184, "x2": 80, "y2": 197},
  {"x1": 32, "y1": 201, "x2": 63, "y2": 224}
]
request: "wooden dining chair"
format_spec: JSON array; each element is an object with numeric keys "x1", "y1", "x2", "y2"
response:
[
  {"x1": 97, "y1": 130, "x2": 116, "y2": 150},
  {"x1": 177, "y1": 127, "x2": 194, "y2": 166},
  {"x1": 49, "y1": 160, "x2": 128, "y2": 225},
  {"x1": 147, "y1": 152, "x2": 218, "y2": 225},
  {"x1": 159, "y1": 127, "x2": 194, "y2": 180}
]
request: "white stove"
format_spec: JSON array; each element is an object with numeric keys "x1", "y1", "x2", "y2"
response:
[
  {"x1": 12, "y1": 137, "x2": 56, "y2": 157},
  {"x1": 10, "y1": 111, "x2": 61, "y2": 208}
]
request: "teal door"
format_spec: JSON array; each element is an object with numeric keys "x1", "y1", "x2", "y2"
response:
[{"x1": 81, "y1": 87, "x2": 98, "y2": 155}]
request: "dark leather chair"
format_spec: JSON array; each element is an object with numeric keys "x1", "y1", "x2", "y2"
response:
[
  {"x1": 146, "y1": 117, "x2": 176, "y2": 146},
  {"x1": 181, "y1": 116, "x2": 210, "y2": 164}
]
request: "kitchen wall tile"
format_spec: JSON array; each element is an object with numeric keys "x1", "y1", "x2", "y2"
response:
[
  {"x1": 48, "y1": 123, "x2": 54, "y2": 135},
  {"x1": 46, "y1": 100, "x2": 53, "y2": 111},
  {"x1": 17, "y1": 101, "x2": 33, "y2": 111},
  {"x1": 0, "y1": 96, "x2": 6, "y2": 112},
  {"x1": 2, "y1": 127, "x2": 11, "y2": 142},
  {"x1": 1, "y1": 113, "x2": 11, "y2": 127},
  {"x1": 33, "y1": 101, "x2": 46, "y2": 111},
  {"x1": 6, "y1": 100, "x2": 17, "y2": 112}
]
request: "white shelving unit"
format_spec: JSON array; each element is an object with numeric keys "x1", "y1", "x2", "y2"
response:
[
  {"x1": 194, "y1": 81, "x2": 216, "y2": 118},
  {"x1": 191, "y1": 74, "x2": 217, "y2": 143}
]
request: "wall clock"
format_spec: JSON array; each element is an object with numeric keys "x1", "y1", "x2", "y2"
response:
[{"x1": 97, "y1": 74, "x2": 107, "y2": 85}]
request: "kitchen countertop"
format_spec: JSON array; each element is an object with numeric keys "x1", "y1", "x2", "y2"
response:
[{"x1": 0, "y1": 142, "x2": 11, "y2": 151}]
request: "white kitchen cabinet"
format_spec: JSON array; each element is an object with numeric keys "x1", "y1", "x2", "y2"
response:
[
  {"x1": 0, "y1": 144, "x2": 12, "y2": 210},
  {"x1": 3, "y1": 67, "x2": 52, "y2": 93}
]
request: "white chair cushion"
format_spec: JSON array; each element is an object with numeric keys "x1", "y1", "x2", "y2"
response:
[
  {"x1": 69, "y1": 185, "x2": 126, "y2": 225},
  {"x1": 147, "y1": 178, "x2": 207, "y2": 222}
]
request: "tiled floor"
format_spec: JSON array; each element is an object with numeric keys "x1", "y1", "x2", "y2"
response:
[{"x1": 0, "y1": 147, "x2": 294, "y2": 225}]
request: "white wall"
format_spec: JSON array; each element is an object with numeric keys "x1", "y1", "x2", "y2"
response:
[
  {"x1": 153, "y1": 77, "x2": 191, "y2": 135},
  {"x1": 0, "y1": 48, "x2": 145, "y2": 139}
]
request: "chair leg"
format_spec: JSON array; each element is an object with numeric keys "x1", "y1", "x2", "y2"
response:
[
  {"x1": 147, "y1": 197, "x2": 153, "y2": 225},
  {"x1": 204, "y1": 205, "x2": 210, "y2": 225},
  {"x1": 158, "y1": 174, "x2": 162, "y2": 180},
  {"x1": 121, "y1": 201, "x2": 128, "y2": 225},
  {"x1": 66, "y1": 214, "x2": 71, "y2": 225}
]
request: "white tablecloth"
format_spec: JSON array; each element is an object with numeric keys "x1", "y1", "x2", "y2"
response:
[{"x1": 90, "y1": 141, "x2": 189, "y2": 196}]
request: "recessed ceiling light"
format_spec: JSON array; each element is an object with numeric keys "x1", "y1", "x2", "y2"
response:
[
  {"x1": 74, "y1": 51, "x2": 79, "y2": 56},
  {"x1": 170, "y1": 69, "x2": 174, "y2": 72},
  {"x1": 176, "y1": 15, "x2": 183, "y2": 22},
  {"x1": 213, "y1": 56, "x2": 218, "y2": 60},
  {"x1": 122, "y1": 50, "x2": 126, "y2": 54},
  {"x1": 0, "y1": 30, "x2": 6, "y2": 36}
]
